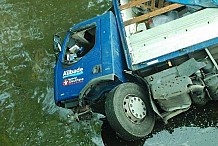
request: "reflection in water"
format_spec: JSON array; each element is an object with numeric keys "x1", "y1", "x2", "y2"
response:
[
  {"x1": 0, "y1": 0, "x2": 217, "y2": 145},
  {"x1": 144, "y1": 102, "x2": 218, "y2": 146},
  {"x1": 101, "y1": 102, "x2": 218, "y2": 146},
  {"x1": 144, "y1": 127, "x2": 218, "y2": 146}
]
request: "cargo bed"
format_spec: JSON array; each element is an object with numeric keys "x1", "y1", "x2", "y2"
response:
[
  {"x1": 114, "y1": 0, "x2": 218, "y2": 70},
  {"x1": 128, "y1": 8, "x2": 218, "y2": 65}
]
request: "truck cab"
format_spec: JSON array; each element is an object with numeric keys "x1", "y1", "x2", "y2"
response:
[
  {"x1": 54, "y1": 12, "x2": 127, "y2": 109},
  {"x1": 53, "y1": 0, "x2": 218, "y2": 141}
]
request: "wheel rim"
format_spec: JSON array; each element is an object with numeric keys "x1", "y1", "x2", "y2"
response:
[{"x1": 123, "y1": 94, "x2": 147, "y2": 124}]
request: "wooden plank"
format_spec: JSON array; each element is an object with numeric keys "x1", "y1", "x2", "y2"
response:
[
  {"x1": 120, "y1": 0, "x2": 151, "y2": 10},
  {"x1": 150, "y1": 0, "x2": 156, "y2": 10},
  {"x1": 124, "y1": 3, "x2": 184, "y2": 26},
  {"x1": 158, "y1": 0, "x2": 164, "y2": 8}
]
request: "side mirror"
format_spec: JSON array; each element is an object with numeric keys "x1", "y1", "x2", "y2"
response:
[{"x1": 53, "y1": 35, "x2": 62, "y2": 53}]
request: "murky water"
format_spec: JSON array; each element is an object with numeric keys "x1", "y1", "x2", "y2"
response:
[{"x1": 0, "y1": 0, "x2": 217, "y2": 146}]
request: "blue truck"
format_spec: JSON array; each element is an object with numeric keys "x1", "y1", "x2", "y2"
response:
[{"x1": 53, "y1": 0, "x2": 218, "y2": 141}]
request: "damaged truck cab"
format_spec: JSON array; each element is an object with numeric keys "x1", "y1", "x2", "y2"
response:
[
  {"x1": 54, "y1": 0, "x2": 218, "y2": 141},
  {"x1": 54, "y1": 12, "x2": 127, "y2": 110}
]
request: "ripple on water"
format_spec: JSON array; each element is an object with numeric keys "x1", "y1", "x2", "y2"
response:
[
  {"x1": 0, "y1": 0, "x2": 112, "y2": 145},
  {"x1": 144, "y1": 126, "x2": 218, "y2": 146},
  {"x1": 41, "y1": 87, "x2": 72, "y2": 119},
  {"x1": 0, "y1": 0, "x2": 6, "y2": 4},
  {"x1": 0, "y1": 92, "x2": 10, "y2": 106},
  {"x1": 91, "y1": 136, "x2": 104, "y2": 146}
]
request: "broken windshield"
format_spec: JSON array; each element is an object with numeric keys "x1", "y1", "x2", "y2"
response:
[{"x1": 63, "y1": 25, "x2": 96, "y2": 65}]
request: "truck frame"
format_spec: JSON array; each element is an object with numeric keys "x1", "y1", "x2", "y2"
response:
[{"x1": 53, "y1": 0, "x2": 218, "y2": 141}]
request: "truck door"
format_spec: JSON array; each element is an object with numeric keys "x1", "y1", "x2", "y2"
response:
[{"x1": 54, "y1": 20, "x2": 102, "y2": 104}]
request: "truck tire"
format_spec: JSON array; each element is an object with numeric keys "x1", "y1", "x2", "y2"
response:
[{"x1": 105, "y1": 83, "x2": 155, "y2": 141}]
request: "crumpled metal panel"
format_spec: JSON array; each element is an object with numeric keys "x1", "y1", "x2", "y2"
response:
[
  {"x1": 146, "y1": 58, "x2": 206, "y2": 111},
  {"x1": 151, "y1": 76, "x2": 192, "y2": 100}
]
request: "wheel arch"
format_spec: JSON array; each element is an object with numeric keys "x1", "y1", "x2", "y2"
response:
[{"x1": 124, "y1": 72, "x2": 164, "y2": 119}]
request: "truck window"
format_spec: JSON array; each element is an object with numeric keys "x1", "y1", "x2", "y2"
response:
[{"x1": 64, "y1": 26, "x2": 96, "y2": 64}]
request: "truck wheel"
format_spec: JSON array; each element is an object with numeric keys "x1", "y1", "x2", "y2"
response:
[{"x1": 105, "y1": 83, "x2": 155, "y2": 141}]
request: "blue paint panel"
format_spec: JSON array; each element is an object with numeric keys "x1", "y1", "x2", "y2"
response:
[
  {"x1": 101, "y1": 12, "x2": 127, "y2": 82},
  {"x1": 54, "y1": 12, "x2": 127, "y2": 103},
  {"x1": 112, "y1": 0, "x2": 133, "y2": 70},
  {"x1": 54, "y1": 17, "x2": 102, "y2": 103}
]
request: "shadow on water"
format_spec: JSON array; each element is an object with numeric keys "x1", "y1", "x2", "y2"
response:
[{"x1": 101, "y1": 101, "x2": 218, "y2": 146}]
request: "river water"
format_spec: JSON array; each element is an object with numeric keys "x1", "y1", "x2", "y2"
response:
[{"x1": 0, "y1": 0, "x2": 217, "y2": 146}]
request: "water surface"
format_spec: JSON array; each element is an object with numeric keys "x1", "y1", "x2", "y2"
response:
[{"x1": 0, "y1": 0, "x2": 217, "y2": 146}]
